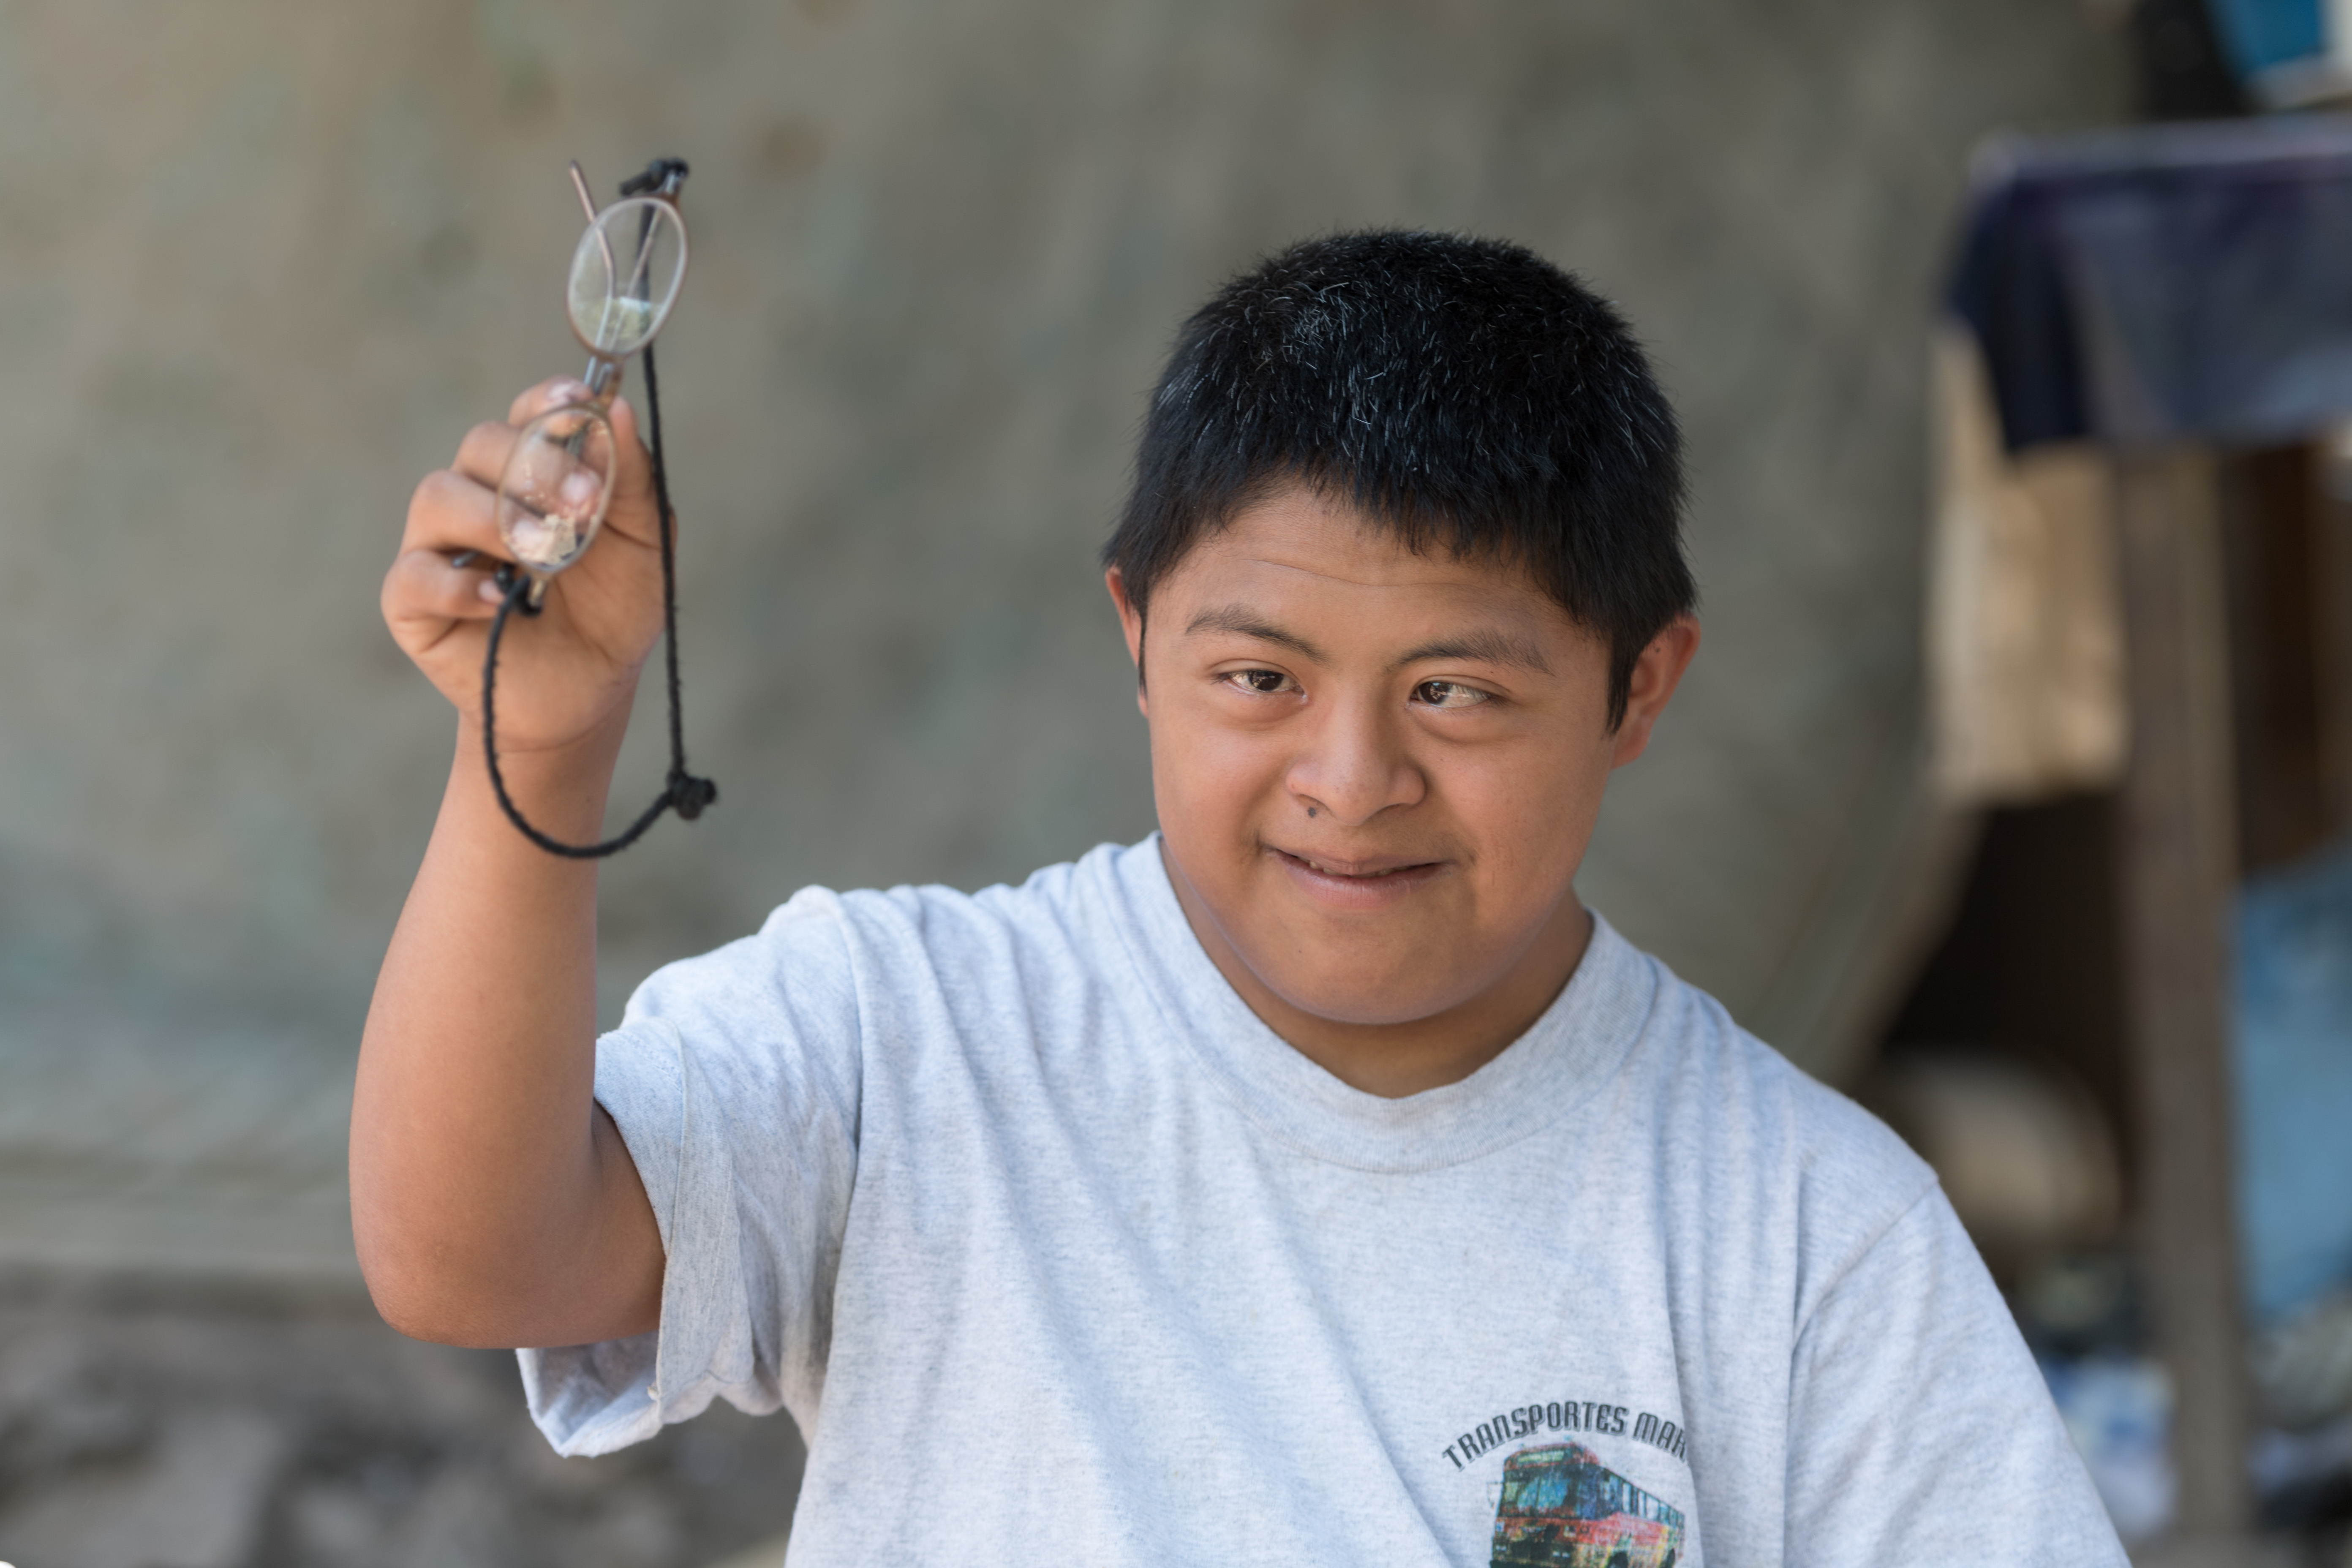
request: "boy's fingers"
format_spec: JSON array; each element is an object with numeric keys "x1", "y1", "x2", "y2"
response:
[
  {"x1": 454, "y1": 421, "x2": 521, "y2": 488},
  {"x1": 454, "y1": 381, "x2": 600, "y2": 486},
  {"x1": 507, "y1": 376, "x2": 597, "y2": 428},
  {"x1": 383, "y1": 545, "x2": 503, "y2": 626},
  {"x1": 403, "y1": 467, "x2": 506, "y2": 559}
]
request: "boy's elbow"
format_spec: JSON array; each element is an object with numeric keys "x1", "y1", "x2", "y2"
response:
[
  {"x1": 357, "y1": 1239, "x2": 521, "y2": 1348},
  {"x1": 353, "y1": 1211, "x2": 662, "y2": 1349},
  {"x1": 353, "y1": 1210, "x2": 551, "y2": 1348},
  {"x1": 368, "y1": 1287, "x2": 484, "y2": 1348}
]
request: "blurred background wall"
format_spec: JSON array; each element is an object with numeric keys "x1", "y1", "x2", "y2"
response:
[
  {"x1": 0, "y1": 0, "x2": 2135, "y2": 1561},
  {"x1": 0, "y1": 0, "x2": 2123, "y2": 1276}
]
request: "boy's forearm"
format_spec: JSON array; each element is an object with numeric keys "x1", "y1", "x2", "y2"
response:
[{"x1": 353, "y1": 712, "x2": 662, "y2": 1348}]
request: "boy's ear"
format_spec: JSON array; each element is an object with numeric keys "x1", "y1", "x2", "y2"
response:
[
  {"x1": 1105, "y1": 567, "x2": 1148, "y2": 714},
  {"x1": 1610, "y1": 615, "x2": 1701, "y2": 768}
]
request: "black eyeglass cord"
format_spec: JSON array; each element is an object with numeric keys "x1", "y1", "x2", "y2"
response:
[{"x1": 480, "y1": 336, "x2": 717, "y2": 858}]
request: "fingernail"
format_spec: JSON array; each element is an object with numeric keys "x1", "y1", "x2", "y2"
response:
[
  {"x1": 479, "y1": 577, "x2": 505, "y2": 603},
  {"x1": 545, "y1": 378, "x2": 592, "y2": 407}
]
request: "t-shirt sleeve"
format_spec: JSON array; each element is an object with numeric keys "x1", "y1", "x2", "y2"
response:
[
  {"x1": 1783, "y1": 1187, "x2": 2128, "y2": 1567},
  {"x1": 518, "y1": 890, "x2": 864, "y2": 1457}
]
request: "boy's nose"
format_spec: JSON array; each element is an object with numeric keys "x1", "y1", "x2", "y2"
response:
[{"x1": 1285, "y1": 699, "x2": 1426, "y2": 827}]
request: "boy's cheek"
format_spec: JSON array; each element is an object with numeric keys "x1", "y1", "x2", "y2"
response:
[{"x1": 1148, "y1": 709, "x2": 1290, "y2": 834}]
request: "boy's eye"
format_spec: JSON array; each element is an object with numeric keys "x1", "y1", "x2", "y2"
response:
[
  {"x1": 1413, "y1": 680, "x2": 1490, "y2": 710},
  {"x1": 1223, "y1": 669, "x2": 1295, "y2": 695}
]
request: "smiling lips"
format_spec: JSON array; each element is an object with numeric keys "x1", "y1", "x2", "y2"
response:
[{"x1": 1269, "y1": 845, "x2": 1449, "y2": 908}]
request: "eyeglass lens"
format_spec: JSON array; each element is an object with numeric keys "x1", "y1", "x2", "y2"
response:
[
  {"x1": 568, "y1": 197, "x2": 686, "y2": 361},
  {"x1": 496, "y1": 404, "x2": 618, "y2": 575}
]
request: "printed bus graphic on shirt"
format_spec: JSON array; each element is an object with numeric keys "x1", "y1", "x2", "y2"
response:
[{"x1": 1488, "y1": 1442, "x2": 1685, "y2": 1568}]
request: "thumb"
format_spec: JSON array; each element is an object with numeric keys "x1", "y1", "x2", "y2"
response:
[{"x1": 604, "y1": 395, "x2": 663, "y2": 543}]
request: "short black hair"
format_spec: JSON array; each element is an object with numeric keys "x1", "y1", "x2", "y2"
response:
[{"x1": 1105, "y1": 230, "x2": 1693, "y2": 727}]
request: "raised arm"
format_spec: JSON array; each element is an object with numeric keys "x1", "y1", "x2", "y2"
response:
[{"x1": 354, "y1": 378, "x2": 668, "y2": 1349}]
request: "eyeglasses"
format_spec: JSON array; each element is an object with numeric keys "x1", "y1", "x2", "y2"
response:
[
  {"x1": 475, "y1": 157, "x2": 715, "y2": 862},
  {"x1": 495, "y1": 160, "x2": 690, "y2": 604}
]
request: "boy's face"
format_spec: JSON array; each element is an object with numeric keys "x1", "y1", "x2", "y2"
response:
[{"x1": 1109, "y1": 483, "x2": 1697, "y2": 1092}]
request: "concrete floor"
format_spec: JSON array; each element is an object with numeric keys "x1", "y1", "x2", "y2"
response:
[{"x1": 0, "y1": 1283, "x2": 803, "y2": 1568}]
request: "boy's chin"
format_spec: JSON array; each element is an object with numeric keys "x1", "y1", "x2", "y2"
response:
[{"x1": 1244, "y1": 950, "x2": 1499, "y2": 1031}]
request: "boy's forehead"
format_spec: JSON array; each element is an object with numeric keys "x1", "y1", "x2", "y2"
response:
[{"x1": 1166, "y1": 486, "x2": 1557, "y2": 612}]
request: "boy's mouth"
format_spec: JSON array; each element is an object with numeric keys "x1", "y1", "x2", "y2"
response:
[{"x1": 1267, "y1": 845, "x2": 1449, "y2": 906}]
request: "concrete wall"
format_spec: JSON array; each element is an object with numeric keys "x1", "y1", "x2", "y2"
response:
[{"x1": 0, "y1": 0, "x2": 2123, "y2": 1275}]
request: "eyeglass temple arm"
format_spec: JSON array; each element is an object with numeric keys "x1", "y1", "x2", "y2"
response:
[
  {"x1": 616, "y1": 162, "x2": 688, "y2": 307},
  {"x1": 568, "y1": 157, "x2": 690, "y2": 397}
]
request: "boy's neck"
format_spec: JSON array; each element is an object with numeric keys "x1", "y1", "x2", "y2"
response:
[{"x1": 1160, "y1": 840, "x2": 1594, "y2": 1100}]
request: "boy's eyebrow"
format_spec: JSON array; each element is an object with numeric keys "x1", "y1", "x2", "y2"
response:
[
  {"x1": 1394, "y1": 629, "x2": 1553, "y2": 675},
  {"x1": 1183, "y1": 604, "x2": 1553, "y2": 675},
  {"x1": 1184, "y1": 604, "x2": 1327, "y2": 662}
]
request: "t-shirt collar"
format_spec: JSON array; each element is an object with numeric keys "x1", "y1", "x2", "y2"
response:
[{"x1": 1103, "y1": 836, "x2": 1658, "y2": 1173}]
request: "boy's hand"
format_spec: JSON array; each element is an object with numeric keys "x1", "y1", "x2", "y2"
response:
[{"x1": 383, "y1": 377, "x2": 667, "y2": 755}]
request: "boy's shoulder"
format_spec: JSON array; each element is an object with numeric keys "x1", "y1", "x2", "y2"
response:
[
  {"x1": 734, "y1": 839, "x2": 1154, "y2": 988},
  {"x1": 1631, "y1": 938, "x2": 1940, "y2": 1317},
  {"x1": 632, "y1": 841, "x2": 1137, "y2": 998},
  {"x1": 1644, "y1": 944, "x2": 1924, "y2": 1171}
]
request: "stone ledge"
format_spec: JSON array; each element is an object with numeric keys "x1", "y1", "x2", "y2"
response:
[{"x1": 0, "y1": 1157, "x2": 363, "y2": 1295}]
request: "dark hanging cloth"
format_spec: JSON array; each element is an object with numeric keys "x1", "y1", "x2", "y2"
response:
[{"x1": 1949, "y1": 116, "x2": 2352, "y2": 453}]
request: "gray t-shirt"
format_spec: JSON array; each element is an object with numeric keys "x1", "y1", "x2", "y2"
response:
[{"x1": 523, "y1": 838, "x2": 2123, "y2": 1566}]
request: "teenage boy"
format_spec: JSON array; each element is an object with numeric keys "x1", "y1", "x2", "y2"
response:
[{"x1": 359, "y1": 231, "x2": 2125, "y2": 1564}]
